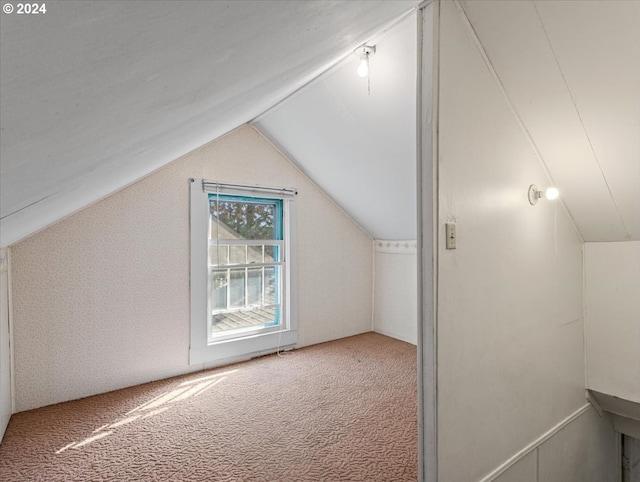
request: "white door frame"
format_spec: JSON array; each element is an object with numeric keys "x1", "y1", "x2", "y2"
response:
[{"x1": 416, "y1": 2, "x2": 438, "y2": 481}]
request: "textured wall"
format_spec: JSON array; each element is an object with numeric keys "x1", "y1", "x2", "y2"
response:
[
  {"x1": 373, "y1": 240, "x2": 417, "y2": 345},
  {"x1": 0, "y1": 248, "x2": 11, "y2": 440},
  {"x1": 585, "y1": 241, "x2": 640, "y2": 403},
  {"x1": 11, "y1": 126, "x2": 373, "y2": 411},
  {"x1": 435, "y1": 1, "x2": 614, "y2": 480}
]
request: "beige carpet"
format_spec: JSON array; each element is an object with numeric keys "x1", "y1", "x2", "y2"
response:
[{"x1": 0, "y1": 332, "x2": 417, "y2": 481}]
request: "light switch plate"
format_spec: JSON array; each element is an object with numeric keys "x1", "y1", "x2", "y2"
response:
[{"x1": 445, "y1": 223, "x2": 456, "y2": 249}]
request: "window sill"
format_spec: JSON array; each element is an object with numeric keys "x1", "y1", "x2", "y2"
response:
[{"x1": 189, "y1": 329, "x2": 297, "y2": 366}]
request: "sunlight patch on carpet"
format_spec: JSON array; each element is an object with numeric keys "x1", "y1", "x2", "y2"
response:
[{"x1": 55, "y1": 372, "x2": 234, "y2": 454}]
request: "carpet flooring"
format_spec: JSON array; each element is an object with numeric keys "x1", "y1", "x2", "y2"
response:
[{"x1": 0, "y1": 332, "x2": 417, "y2": 481}]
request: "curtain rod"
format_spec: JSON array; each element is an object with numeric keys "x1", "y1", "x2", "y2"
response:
[{"x1": 193, "y1": 179, "x2": 297, "y2": 197}]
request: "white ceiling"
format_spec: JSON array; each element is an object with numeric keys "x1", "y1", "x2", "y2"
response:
[
  {"x1": 0, "y1": 0, "x2": 418, "y2": 246},
  {"x1": 255, "y1": 14, "x2": 418, "y2": 240},
  {"x1": 461, "y1": 0, "x2": 640, "y2": 242},
  {"x1": 2, "y1": 0, "x2": 637, "y2": 246}
]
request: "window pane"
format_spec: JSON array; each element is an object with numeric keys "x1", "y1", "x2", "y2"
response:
[
  {"x1": 264, "y1": 245, "x2": 277, "y2": 263},
  {"x1": 247, "y1": 245, "x2": 263, "y2": 264},
  {"x1": 247, "y1": 268, "x2": 262, "y2": 306},
  {"x1": 211, "y1": 270, "x2": 228, "y2": 312},
  {"x1": 264, "y1": 266, "x2": 280, "y2": 306},
  {"x1": 211, "y1": 306, "x2": 278, "y2": 336},
  {"x1": 229, "y1": 269, "x2": 245, "y2": 308},
  {"x1": 229, "y1": 246, "x2": 246, "y2": 265},
  {"x1": 209, "y1": 245, "x2": 229, "y2": 266},
  {"x1": 210, "y1": 199, "x2": 279, "y2": 240}
]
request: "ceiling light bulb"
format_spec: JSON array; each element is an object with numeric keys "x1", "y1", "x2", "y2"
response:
[
  {"x1": 528, "y1": 184, "x2": 560, "y2": 205},
  {"x1": 545, "y1": 187, "x2": 559, "y2": 200},
  {"x1": 357, "y1": 56, "x2": 369, "y2": 78}
]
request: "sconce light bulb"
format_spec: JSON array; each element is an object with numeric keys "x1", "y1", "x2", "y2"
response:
[
  {"x1": 545, "y1": 187, "x2": 559, "y2": 200},
  {"x1": 357, "y1": 56, "x2": 369, "y2": 78}
]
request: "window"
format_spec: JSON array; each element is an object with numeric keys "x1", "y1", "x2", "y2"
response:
[
  {"x1": 208, "y1": 194, "x2": 283, "y2": 341},
  {"x1": 190, "y1": 180, "x2": 297, "y2": 365}
]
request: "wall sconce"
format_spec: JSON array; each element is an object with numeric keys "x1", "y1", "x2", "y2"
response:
[
  {"x1": 528, "y1": 184, "x2": 559, "y2": 205},
  {"x1": 356, "y1": 45, "x2": 376, "y2": 78}
]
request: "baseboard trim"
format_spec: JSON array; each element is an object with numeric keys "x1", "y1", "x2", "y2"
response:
[{"x1": 478, "y1": 403, "x2": 591, "y2": 482}]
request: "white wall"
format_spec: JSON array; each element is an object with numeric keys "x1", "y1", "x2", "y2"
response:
[
  {"x1": 0, "y1": 248, "x2": 11, "y2": 441},
  {"x1": 434, "y1": 1, "x2": 616, "y2": 480},
  {"x1": 585, "y1": 241, "x2": 640, "y2": 403},
  {"x1": 10, "y1": 125, "x2": 373, "y2": 412},
  {"x1": 373, "y1": 240, "x2": 417, "y2": 345},
  {"x1": 493, "y1": 407, "x2": 618, "y2": 482}
]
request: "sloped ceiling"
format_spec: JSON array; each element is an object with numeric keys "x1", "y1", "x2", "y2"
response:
[
  {"x1": 3, "y1": 0, "x2": 637, "y2": 246},
  {"x1": 461, "y1": 0, "x2": 640, "y2": 242},
  {"x1": 0, "y1": 0, "x2": 419, "y2": 247},
  {"x1": 255, "y1": 14, "x2": 417, "y2": 240}
]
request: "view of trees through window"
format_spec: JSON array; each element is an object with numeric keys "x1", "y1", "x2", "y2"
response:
[{"x1": 210, "y1": 198, "x2": 279, "y2": 240}]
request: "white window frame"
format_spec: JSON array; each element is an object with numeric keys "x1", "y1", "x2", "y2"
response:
[{"x1": 189, "y1": 179, "x2": 297, "y2": 366}]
